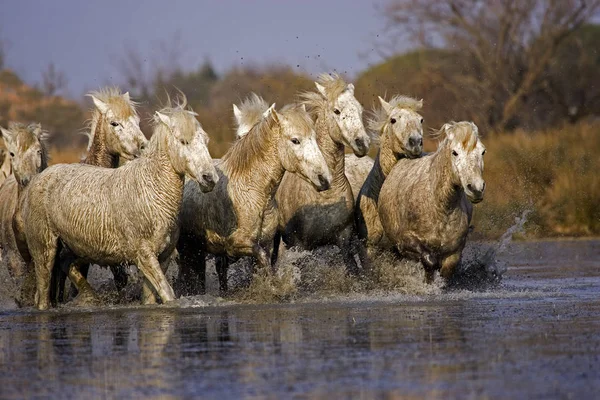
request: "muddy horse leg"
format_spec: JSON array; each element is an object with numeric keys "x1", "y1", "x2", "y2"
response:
[
  {"x1": 176, "y1": 234, "x2": 207, "y2": 296},
  {"x1": 142, "y1": 254, "x2": 175, "y2": 304},
  {"x1": 421, "y1": 253, "x2": 439, "y2": 284},
  {"x1": 110, "y1": 265, "x2": 128, "y2": 291},
  {"x1": 33, "y1": 240, "x2": 58, "y2": 311},
  {"x1": 215, "y1": 255, "x2": 229, "y2": 295},
  {"x1": 137, "y1": 248, "x2": 175, "y2": 305},
  {"x1": 270, "y1": 231, "x2": 281, "y2": 267},
  {"x1": 67, "y1": 264, "x2": 99, "y2": 306},
  {"x1": 440, "y1": 253, "x2": 461, "y2": 281},
  {"x1": 338, "y1": 225, "x2": 360, "y2": 275}
]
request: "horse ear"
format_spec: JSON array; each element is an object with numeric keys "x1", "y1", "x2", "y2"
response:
[
  {"x1": 263, "y1": 103, "x2": 277, "y2": 119},
  {"x1": 264, "y1": 103, "x2": 281, "y2": 126},
  {"x1": 0, "y1": 127, "x2": 14, "y2": 145},
  {"x1": 345, "y1": 83, "x2": 355, "y2": 94},
  {"x1": 233, "y1": 104, "x2": 242, "y2": 124},
  {"x1": 442, "y1": 123, "x2": 454, "y2": 139},
  {"x1": 378, "y1": 96, "x2": 392, "y2": 115},
  {"x1": 155, "y1": 111, "x2": 172, "y2": 128},
  {"x1": 90, "y1": 95, "x2": 110, "y2": 115},
  {"x1": 470, "y1": 121, "x2": 479, "y2": 134},
  {"x1": 123, "y1": 92, "x2": 131, "y2": 102},
  {"x1": 417, "y1": 99, "x2": 424, "y2": 109},
  {"x1": 315, "y1": 82, "x2": 327, "y2": 97},
  {"x1": 299, "y1": 103, "x2": 307, "y2": 112}
]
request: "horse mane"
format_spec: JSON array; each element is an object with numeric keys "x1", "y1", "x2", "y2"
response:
[
  {"x1": 86, "y1": 86, "x2": 139, "y2": 149},
  {"x1": 234, "y1": 93, "x2": 269, "y2": 138},
  {"x1": 149, "y1": 93, "x2": 201, "y2": 152},
  {"x1": 222, "y1": 109, "x2": 277, "y2": 178},
  {"x1": 300, "y1": 73, "x2": 348, "y2": 117},
  {"x1": 431, "y1": 121, "x2": 479, "y2": 152},
  {"x1": 5, "y1": 122, "x2": 50, "y2": 167},
  {"x1": 280, "y1": 103, "x2": 315, "y2": 137},
  {"x1": 368, "y1": 95, "x2": 423, "y2": 133}
]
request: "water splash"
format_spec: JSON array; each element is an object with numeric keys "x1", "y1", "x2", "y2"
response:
[
  {"x1": 448, "y1": 209, "x2": 531, "y2": 290},
  {"x1": 0, "y1": 210, "x2": 533, "y2": 310}
]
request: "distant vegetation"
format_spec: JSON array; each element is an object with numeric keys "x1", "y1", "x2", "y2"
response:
[{"x1": 0, "y1": 0, "x2": 599, "y2": 239}]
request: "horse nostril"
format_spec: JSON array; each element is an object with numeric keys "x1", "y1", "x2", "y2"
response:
[
  {"x1": 202, "y1": 174, "x2": 214, "y2": 184},
  {"x1": 409, "y1": 137, "x2": 422, "y2": 148},
  {"x1": 318, "y1": 174, "x2": 330, "y2": 190},
  {"x1": 467, "y1": 184, "x2": 473, "y2": 191},
  {"x1": 355, "y1": 138, "x2": 364, "y2": 149},
  {"x1": 482, "y1": 182, "x2": 486, "y2": 192}
]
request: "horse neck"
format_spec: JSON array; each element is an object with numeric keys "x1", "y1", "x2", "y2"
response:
[
  {"x1": 378, "y1": 129, "x2": 400, "y2": 178},
  {"x1": 364, "y1": 131, "x2": 404, "y2": 202},
  {"x1": 223, "y1": 128, "x2": 284, "y2": 210},
  {"x1": 142, "y1": 129, "x2": 184, "y2": 202},
  {"x1": 84, "y1": 115, "x2": 119, "y2": 168},
  {"x1": 314, "y1": 107, "x2": 347, "y2": 187},
  {"x1": 0, "y1": 154, "x2": 10, "y2": 178},
  {"x1": 430, "y1": 143, "x2": 461, "y2": 209}
]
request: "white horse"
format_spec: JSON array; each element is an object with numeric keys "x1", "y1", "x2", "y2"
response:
[
  {"x1": 378, "y1": 121, "x2": 486, "y2": 283},
  {"x1": 19, "y1": 96, "x2": 218, "y2": 309},
  {"x1": 273, "y1": 73, "x2": 370, "y2": 273}
]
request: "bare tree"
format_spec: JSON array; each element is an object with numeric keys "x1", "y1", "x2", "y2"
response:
[
  {"x1": 383, "y1": 0, "x2": 600, "y2": 131},
  {"x1": 41, "y1": 63, "x2": 67, "y2": 96},
  {"x1": 114, "y1": 32, "x2": 185, "y2": 101}
]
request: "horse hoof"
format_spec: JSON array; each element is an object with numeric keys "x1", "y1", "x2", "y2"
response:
[
  {"x1": 70, "y1": 291, "x2": 100, "y2": 308},
  {"x1": 142, "y1": 294, "x2": 158, "y2": 305}
]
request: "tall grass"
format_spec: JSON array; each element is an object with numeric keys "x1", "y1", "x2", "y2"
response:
[{"x1": 472, "y1": 122, "x2": 600, "y2": 239}]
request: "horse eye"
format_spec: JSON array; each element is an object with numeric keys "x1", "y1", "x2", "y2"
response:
[
  {"x1": 291, "y1": 138, "x2": 300, "y2": 145},
  {"x1": 333, "y1": 109, "x2": 341, "y2": 115},
  {"x1": 390, "y1": 118, "x2": 396, "y2": 124},
  {"x1": 452, "y1": 150, "x2": 458, "y2": 156},
  {"x1": 9, "y1": 152, "x2": 14, "y2": 157},
  {"x1": 482, "y1": 149, "x2": 486, "y2": 155},
  {"x1": 180, "y1": 139, "x2": 187, "y2": 145},
  {"x1": 110, "y1": 121, "x2": 119, "y2": 127},
  {"x1": 420, "y1": 118, "x2": 424, "y2": 124}
]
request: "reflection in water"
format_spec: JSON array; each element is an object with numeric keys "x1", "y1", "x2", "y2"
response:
[{"x1": 0, "y1": 240, "x2": 599, "y2": 398}]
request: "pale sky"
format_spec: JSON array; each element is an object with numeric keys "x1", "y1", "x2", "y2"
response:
[{"x1": 0, "y1": 0, "x2": 394, "y2": 99}]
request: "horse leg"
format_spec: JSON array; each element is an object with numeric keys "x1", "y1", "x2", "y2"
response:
[
  {"x1": 176, "y1": 234, "x2": 205, "y2": 296},
  {"x1": 17, "y1": 261, "x2": 37, "y2": 308},
  {"x1": 51, "y1": 246, "x2": 74, "y2": 304},
  {"x1": 227, "y1": 230, "x2": 269, "y2": 270},
  {"x1": 270, "y1": 231, "x2": 281, "y2": 268},
  {"x1": 421, "y1": 253, "x2": 439, "y2": 284},
  {"x1": 142, "y1": 254, "x2": 175, "y2": 304},
  {"x1": 67, "y1": 263, "x2": 99, "y2": 306},
  {"x1": 252, "y1": 244, "x2": 270, "y2": 273},
  {"x1": 338, "y1": 225, "x2": 360, "y2": 275},
  {"x1": 215, "y1": 255, "x2": 229, "y2": 295},
  {"x1": 32, "y1": 239, "x2": 58, "y2": 311},
  {"x1": 49, "y1": 244, "x2": 62, "y2": 307},
  {"x1": 110, "y1": 265, "x2": 128, "y2": 291},
  {"x1": 440, "y1": 253, "x2": 461, "y2": 281},
  {"x1": 356, "y1": 238, "x2": 372, "y2": 274},
  {"x1": 137, "y1": 249, "x2": 175, "y2": 304}
]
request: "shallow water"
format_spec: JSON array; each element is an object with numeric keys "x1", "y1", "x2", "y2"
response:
[{"x1": 1, "y1": 239, "x2": 599, "y2": 399}]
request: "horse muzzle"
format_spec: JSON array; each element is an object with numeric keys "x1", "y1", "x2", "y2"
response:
[
  {"x1": 315, "y1": 173, "x2": 331, "y2": 192},
  {"x1": 197, "y1": 171, "x2": 218, "y2": 193}
]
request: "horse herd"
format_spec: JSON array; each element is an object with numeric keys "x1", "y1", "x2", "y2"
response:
[{"x1": 0, "y1": 73, "x2": 486, "y2": 310}]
